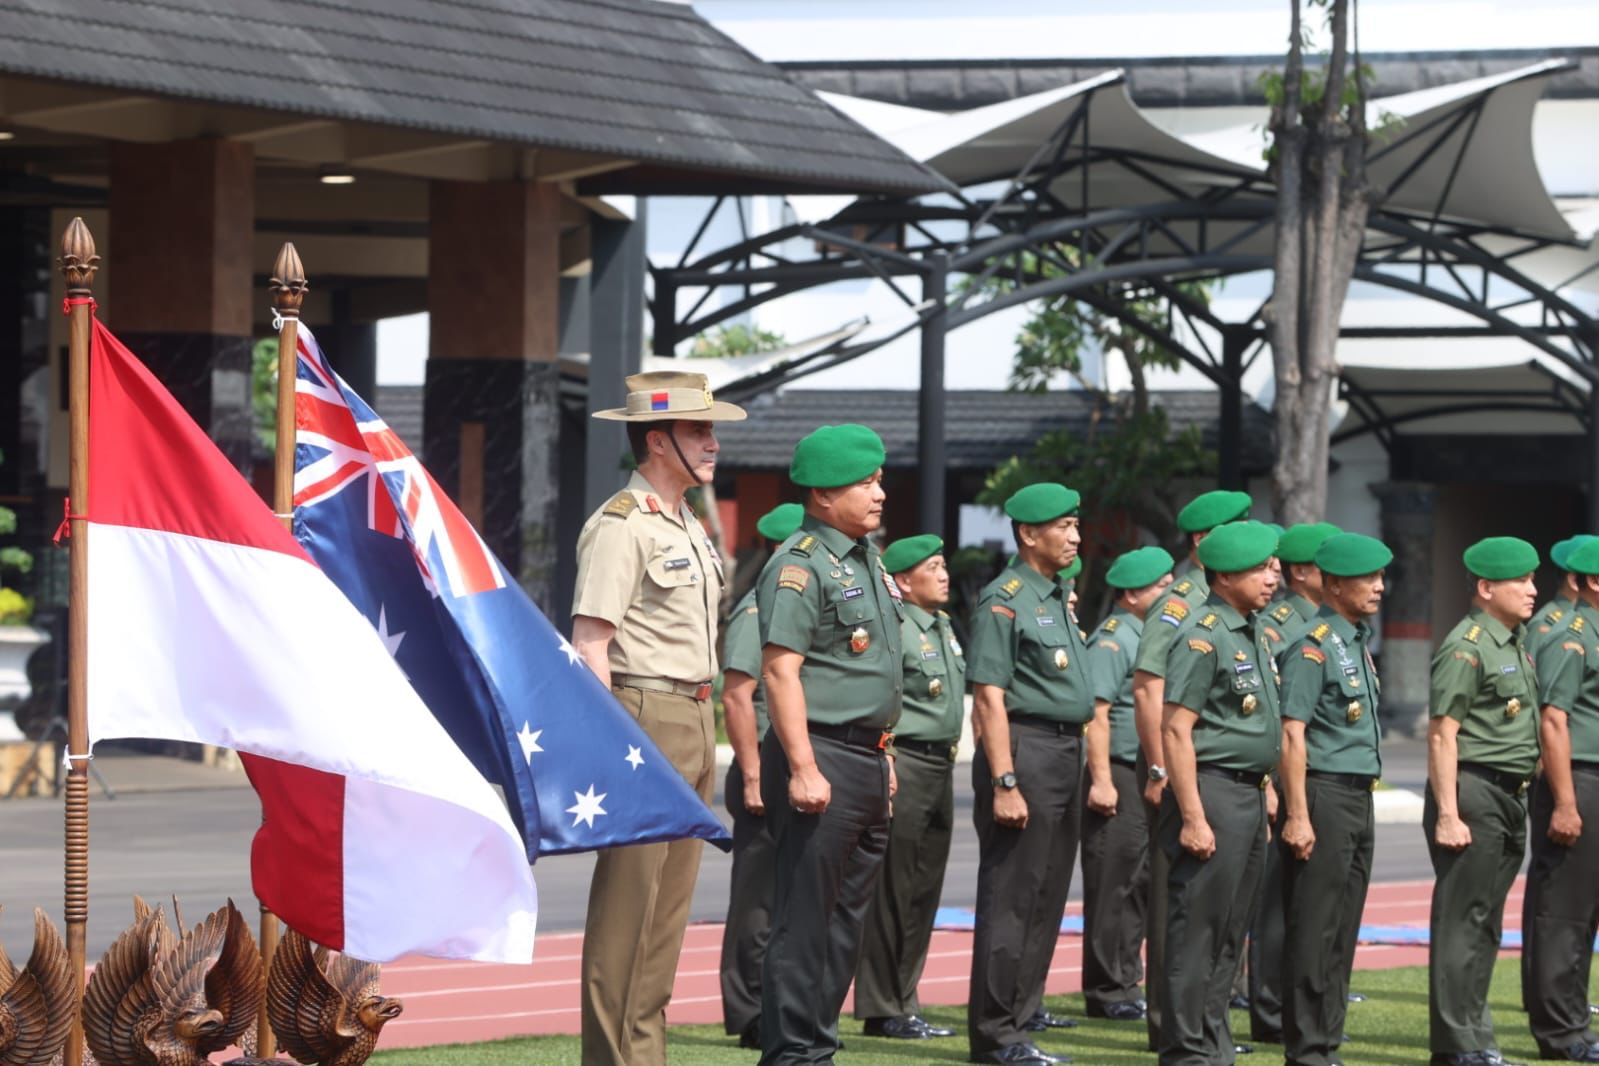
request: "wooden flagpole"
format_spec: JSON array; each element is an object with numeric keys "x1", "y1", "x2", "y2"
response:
[
  {"x1": 257, "y1": 241, "x2": 308, "y2": 1060},
  {"x1": 59, "y1": 217, "x2": 99, "y2": 1066}
]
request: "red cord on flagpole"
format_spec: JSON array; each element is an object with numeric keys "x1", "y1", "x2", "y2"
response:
[
  {"x1": 61, "y1": 296, "x2": 97, "y2": 316},
  {"x1": 53, "y1": 498, "x2": 87, "y2": 545}
]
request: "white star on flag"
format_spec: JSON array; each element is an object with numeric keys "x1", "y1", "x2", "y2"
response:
[
  {"x1": 375, "y1": 605, "x2": 406, "y2": 657},
  {"x1": 567, "y1": 784, "x2": 608, "y2": 828},
  {"x1": 558, "y1": 632, "x2": 584, "y2": 669},
  {"x1": 625, "y1": 745, "x2": 644, "y2": 770},
  {"x1": 517, "y1": 722, "x2": 543, "y2": 763}
]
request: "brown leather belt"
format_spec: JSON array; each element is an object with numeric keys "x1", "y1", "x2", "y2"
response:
[{"x1": 614, "y1": 674, "x2": 713, "y2": 702}]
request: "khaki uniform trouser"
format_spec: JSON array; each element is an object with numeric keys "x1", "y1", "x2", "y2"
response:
[{"x1": 581, "y1": 687, "x2": 715, "y2": 1066}]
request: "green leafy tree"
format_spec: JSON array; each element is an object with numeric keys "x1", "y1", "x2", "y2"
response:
[
  {"x1": 686, "y1": 323, "x2": 787, "y2": 360},
  {"x1": 0, "y1": 448, "x2": 34, "y2": 624},
  {"x1": 252, "y1": 337, "x2": 280, "y2": 452}
]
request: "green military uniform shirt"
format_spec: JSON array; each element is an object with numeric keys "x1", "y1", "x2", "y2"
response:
[
  {"x1": 1163, "y1": 596, "x2": 1282, "y2": 773},
  {"x1": 896, "y1": 604, "x2": 966, "y2": 743},
  {"x1": 967, "y1": 561, "x2": 1092, "y2": 723},
  {"x1": 1430, "y1": 607, "x2": 1540, "y2": 776},
  {"x1": 1086, "y1": 607, "x2": 1142, "y2": 763},
  {"x1": 1133, "y1": 567, "x2": 1210, "y2": 679},
  {"x1": 1278, "y1": 607, "x2": 1382, "y2": 776},
  {"x1": 1265, "y1": 592, "x2": 1317, "y2": 659},
  {"x1": 1530, "y1": 595, "x2": 1579, "y2": 656},
  {"x1": 724, "y1": 588, "x2": 770, "y2": 739},
  {"x1": 757, "y1": 516, "x2": 904, "y2": 728},
  {"x1": 1533, "y1": 600, "x2": 1599, "y2": 762}
]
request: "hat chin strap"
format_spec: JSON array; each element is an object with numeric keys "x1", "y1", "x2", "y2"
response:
[{"x1": 665, "y1": 422, "x2": 700, "y2": 486}]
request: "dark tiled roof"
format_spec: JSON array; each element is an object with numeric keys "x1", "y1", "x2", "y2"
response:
[
  {"x1": 715, "y1": 388, "x2": 1273, "y2": 472},
  {"x1": 3, "y1": 0, "x2": 943, "y2": 195}
]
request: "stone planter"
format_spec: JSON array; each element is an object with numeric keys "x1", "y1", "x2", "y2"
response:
[{"x1": 0, "y1": 624, "x2": 50, "y2": 742}]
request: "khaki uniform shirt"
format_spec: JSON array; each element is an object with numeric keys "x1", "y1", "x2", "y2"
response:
[
  {"x1": 1530, "y1": 594, "x2": 1579, "y2": 656},
  {"x1": 1163, "y1": 595, "x2": 1282, "y2": 774},
  {"x1": 572, "y1": 471, "x2": 724, "y2": 682},
  {"x1": 1430, "y1": 607, "x2": 1540, "y2": 777},
  {"x1": 967, "y1": 562, "x2": 1093, "y2": 724},
  {"x1": 1278, "y1": 607, "x2": 1382, "y2": 776},
  {"x1": 1534, "y1": 600, "x2": 1599, "y2": 762},
  {"x1": 1133, "y1": 565, "x2": 1210, "y2": 679},
  {"x1": 757, "y1": 517, "x2": 904, "y2": 728},
  {"x1": 897, "y1": 604, "x2": 966, "y2": 744},
  {"x1": 1086, "y1": 607, "x2": 1142, "y2": 763},
  {"x1": 723, "y1": 588, "x2": 769, "y2": 738}
]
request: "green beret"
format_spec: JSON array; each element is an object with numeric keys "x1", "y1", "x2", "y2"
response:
[
  {"x1": 1178, "y1": 490, "x2": 1253, "y2": 534},
  {"x1": 1277, "y1": 522, "x2": 1342, "y2": 564},
  {"x1": 755, "y1": 503, "x2": 804, "y2": 543},
  {"x1": 1105, "y1": 546, "x2": 1176, "y2": 590},
  {"x1": 1551, "y1": 534, "x2": 1599, "y2": 572},
  {"x1": 1564, "y1": 538, "x2": 1599, "y2": 576},
  {"x1": 1196, "y1": 520, "x2": 1278, "y2": 573},
  {"x1": 1462, "y1": 536, "x2": 1539, "y2": 581},
  {"x1": 1004, "y1": 482, "x2": 1081, "y2": 524},
  {"x1": 789, "y1": 424, "x2": 886, "y2": 488},
  {"x1": 1315, "y1": 532, "x2": 1392, "y2": 577},
  {"x1": 1059, "y1": 557, "x2": 1083, "y2": 582},
  {"x1": 882, "y1": 534, "x2": 943, "y2": 575}
]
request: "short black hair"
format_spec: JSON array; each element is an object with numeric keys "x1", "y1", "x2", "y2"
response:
[
  {"x1": 1204, "y1": 568, "x2": 1219, "y2": 585},
  {"x1": 1010, "y1": 520, "x2": 1024, "y2": 546}
]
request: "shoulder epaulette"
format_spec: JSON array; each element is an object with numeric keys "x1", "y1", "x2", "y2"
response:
[
  {"x1": 1173, "y1": 579, "x2": 1194, "y2": 596},
  {"x1": 602, "y1": 492, "x2": 637, "y2": 519},
  {"x1": 937, "y1": 609, "x2": 950, "y2": 620},
  {"x1": 1197, "y1": 612, "x2": 1218, "y2": 630},
  {"x1": 1102, "y1": 617, "x2": 1120, "y2": 633},
  {"x1": 1570, "y1": 614, "x2": 1586, "y2": 634},
  {"x1": 1550, "y1": 608, "x2": 1566, "y2": 624},
  {"x1": 1308, "y1": 622, "x2": 1330, "y2": 644},
  {"x1": 1463, "y1": 624, "x2": 1482, "y2": 644},
  {"x1": 1271, "y1": 603, "x2": 1295, "y2": 623},
  {"x1": 997, "y1": 576, "x2": 1024, "y2": 599},
  {"x1": 789, "y1": 534, "x2": 817, "y2": 557}
]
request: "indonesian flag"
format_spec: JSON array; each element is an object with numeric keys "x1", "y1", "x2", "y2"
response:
[{"x1": 81, "y1": 318, "x2": 537, "y2": 963}]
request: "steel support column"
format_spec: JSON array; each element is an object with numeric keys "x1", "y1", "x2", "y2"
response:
[
  {"x1": 918, "y1": 258, "x2": 948, "y2": 539},
  {"x1": 587, "y1": 207, "x2": 649, "y2": 514},
  {"x1": 1589, "y1": 327, "x2": 1599, "y2": 528},
  {"x1": 1218, "y1": 326, "x2": 1248, "y2": 489}
]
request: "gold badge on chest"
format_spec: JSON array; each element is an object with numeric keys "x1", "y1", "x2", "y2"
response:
[
  {"x1": 1347, "y1": 700, "x2": 1362, "y2": 723},
  {"x1": 1505, "y1": 697, "x2": 1522, "y2": 719},
  {"x1": 1054, "y1": 648, "x2": 1069, "y2": 671},
  {"x1": 1241, "y1": 694, "x2": 1258, "y2": 715},
  {"x1": 929, "y1": 677, "x2": 944, "y2": 698},
  {"x1": 850, "y1": 627, "x2": 870, "y2": 654}
]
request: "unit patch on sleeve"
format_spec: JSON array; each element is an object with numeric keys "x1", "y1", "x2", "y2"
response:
[
  {"x1": 1301, "y1": 646, "x2": 1327, "y2": 665},
  {"x1": 1158, "y1": 599, "x2": 1190, "y2": 627},
  {"x1": 1562, "y1": 641, "x2": 1586, "y2": 655},
  {"x1": 991, "y1": 604, "x2": 1016, "y2": 619},
  {"x1": 1187, "y1": 638, "x2": 1215, "y2": 654},
  {"x1": 777, "y1": 565, "x2": 811, "y2": 593}
]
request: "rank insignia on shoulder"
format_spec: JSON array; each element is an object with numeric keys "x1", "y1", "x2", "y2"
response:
[
  {"x1": 1188, "y1": 638, "x2": 1215, "y2": 654},
  {"x1": 1562, "y1": 640, "x2": 1586, "y2": 654},
  {"x1": 1302, "y1": 647, "x2": 1327, "y2": 664},
  {"x1": 1309, "y1": 622, "x2": 1330, "y2": 644},
  {"x1": 1198, "y1": 613, "x2": 1218, "y2": 630},
  {"x1": 602, "y1": 492, "x2": 638, "y2": 518},
  {"x1": 1572, "y1": 616, "x2": 1586, "y2": 633},
  {"x1": 777, "y1": 565, "x2": 810, "y2": 593},
  {"x1": 1272, "y1": 603, "x2": 1294, "y2": 623},
  {"x1": 1463, "y1": 624, "x2": 1481, "y2": 644},
  {"x1": 1158, "y1": 599, "x2": 1190, "y2": 627},
  {"x1": 745, "y1": 605, "x2": 759, "y2": 615},
  {"x1": 999, "y1": 577, "x2": 1023, "y2": 599},
  {"x1": 644, "y1": 494, "x2": 661, "y2": 513},
  {"x1": 937, "y1": 609, "x2": 950, "y2": 619},
  {"x1": 991, "y1": 604, "x2": 1016, "y2": 619},
  {"x1": 1102, "y1": 617, "x2": 1120, "y2": 632},
  {"x1": 791, "y1": 535, "x2": 817, "y2": 557},
  {"x1": 1551, "y1": 609, "x2": 1565, "y2": 623},
  {"x1": 1174, "y1": 579, "x2": 1193, "y2": 595}
]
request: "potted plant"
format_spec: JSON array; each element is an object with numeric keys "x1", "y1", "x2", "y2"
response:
[{"x1": 0, "y1": 450, "x2": 47, "y2": 741}]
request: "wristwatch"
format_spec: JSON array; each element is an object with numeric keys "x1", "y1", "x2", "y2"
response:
[
  {"x1": 991, "y1": 771, "x2": 1018, "y2": 790},
  {"x1": 1149, "y1": 765, "x2": 1169, "y2": 782}
]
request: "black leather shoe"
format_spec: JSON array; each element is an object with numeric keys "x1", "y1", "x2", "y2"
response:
[
  {"x1": 1229, "y1": 994, "x2": 1252, "y2": 1010},
  {"x1": 864, "y1": 1016, "x2": 935, "y2": 1039},
  {"x1": 985, "y1": 1044, "x2": 1067, "y2": 1064},
  {"x1": 1234, "y1": 1043, "x2": 1254, "y2": 1054},
  {"x1": 1023, "y1": 1009, "x2": 1079, "y2": 1031},
  {"x1": 1086, "y1": 1001, "x2": 1146, "y2": 1021},
  {"x1": 737, "y1": 1021, "x2": 760, "y2": 1049},
  {"x1": 907, "y1": 1015, "x2": 957, "y2": 1037},
  {"x1": 1540, "y1": 1042, "x2": 1599, "y2": 1062}
]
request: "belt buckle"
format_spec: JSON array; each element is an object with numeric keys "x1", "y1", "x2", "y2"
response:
[
  {"x1": 1258, "y1": 776, "x2": 1267, "y2": 791},
  {"x1": 693, "y1": 682, "x2": 713, "y2": 701},
  {"x1": 877, "y1": 731, "x2": 895, "y2": 753},
  {"x1": 1517, "y1": 776, "x2": 1529, "y2": 797},
  {"x1": 947, "y1": 744, "x2": 959, "y2": 764}
]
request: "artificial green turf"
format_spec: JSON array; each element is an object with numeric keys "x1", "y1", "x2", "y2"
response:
[{"x1": 371, "y1": 958, "x2": 1579, "y2": 1064}]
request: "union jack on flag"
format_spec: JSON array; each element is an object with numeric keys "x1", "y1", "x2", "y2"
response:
[{"x1": 293, "y1": 333, "x2": 504, "y2": 599}]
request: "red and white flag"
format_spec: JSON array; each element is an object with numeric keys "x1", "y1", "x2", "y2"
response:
[{"x1": 81, "y1": 319, "x2": 537, "y2": 963}]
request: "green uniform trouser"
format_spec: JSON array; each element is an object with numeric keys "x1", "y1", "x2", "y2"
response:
[
  {"x1": 1424, "y1": 769, "x2": 1528, "y2": 1055},
  {"x1": 759, "y1": 731, "x2": 891, "y2": 1066},
  {"x1": 721, "y1": 763, "x2": 775, "y2": 1038},
  {"x1": 1523, "y1": 767, "x2": 1599, "y2": 1053},
  {"x1": 1138, "y1": 756, "x2": 1170, "y2": 1052},
  {"x1": 854, "y1": 744, "x2": 956, "y2": 1020},
  {"x1": 1282, "y1": 775, "x2": 1374, "y2": 1066},
  {"x1": 1081, "y1": 759, "x2": 1150, "y2": 1010},
  {"x1": 969, "y1": 722, "x2": 1083, "y2": 1058},
  {"x1": 1248, "y1": 807, "x2": 1287, "y2": 1040},
  {"x1": 1157, "y1": 770, "x2": 1267, "y2": 1066}
]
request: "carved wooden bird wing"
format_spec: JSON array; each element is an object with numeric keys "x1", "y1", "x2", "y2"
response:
[
  {"x1": 196, "y1": 902, "x2": 262, "y2": 1056},
  {"x1": 143, "y1": 907, "x2": 228, "y2": 1066},
  {"x1": 83, "y1": 909, "x2": 165, "y2": 1066},
  {"x1": 266, "y1": 930, "x2": 358, "y2": 1066},
  {"x1": 0, "y1": 909, "x2": 77, "y2": 1066}
]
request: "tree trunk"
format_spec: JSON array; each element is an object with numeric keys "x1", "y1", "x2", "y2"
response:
[{"x1": 1267, "y1": 0, "x2": 1307, "y2": 520}]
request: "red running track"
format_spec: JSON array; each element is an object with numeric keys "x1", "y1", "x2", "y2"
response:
[{"x1": 377, "y1": 877, "x2": 1526, "y2": 1049}]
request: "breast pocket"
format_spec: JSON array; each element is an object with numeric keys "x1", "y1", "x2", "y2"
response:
[
  {"x1": 1491, "y1": 670, "x2": 1534, "y2": 720},
  {"x1": 645, "y1": 553, "x2": 702, "y2": 592},
  {"x1": 1337, "y1": 672, "x2": 1369, "y2": 725},
  {"x1": 831, "y1": 592, "x2": 884, "y2": 659}
]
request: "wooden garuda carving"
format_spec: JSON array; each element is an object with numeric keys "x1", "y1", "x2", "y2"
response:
[
  {"x1": 0, "y1": 907, "x2": 76, "y2": 1066},
  {"x1": 262, "y1": 930, "x2": 401, "y2": 1066}
]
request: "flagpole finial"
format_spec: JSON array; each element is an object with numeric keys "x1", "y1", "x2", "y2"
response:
[
  {"x1": 270, "y1": 242, "x2": 308, "y2": 318},
  {"x1": 59, "y1": 217, "x2": 100, "y2": 294}
]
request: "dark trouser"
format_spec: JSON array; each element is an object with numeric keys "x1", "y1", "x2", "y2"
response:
[
  {"x1": 1282, "y1": 776, "x2": 1374, "y2": 1066},
  {"x1": 968, "y1": 722, "x2": 1083, "y2": 1058},
  {"x1": 1138, "y1": 755, "x2": 1170, "y2": 1052},
  {"x1": 1424, "y1": 771, "x2": 1527, "y2": 1055},
  {"x1": 721, "y1": 761, "x2": 775, "y2": 1037},
  {"x1": 759, "y1": 731, "x2": 891, "y2": 1066},
  {"x1": 1248, "y1": 803, "x2": 1287, "y2": 1040},
  {"x1": 1081, "y1": 758, "x2": 1150, "y2": 1010},
  {"x1": 1524, "y1": 768, "x2": 1599, "y2": 1053},
  {"x1": 855, "y1": 743, "x2": 956, "y2": 1021},
  {"x1": 1157, "y1": 772, "x2": 1267, "y2": 1066}
]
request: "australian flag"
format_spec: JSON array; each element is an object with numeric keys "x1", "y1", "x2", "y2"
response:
[{"x1": 290, "y1": 327, "x2": 729, "y2": 858}]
